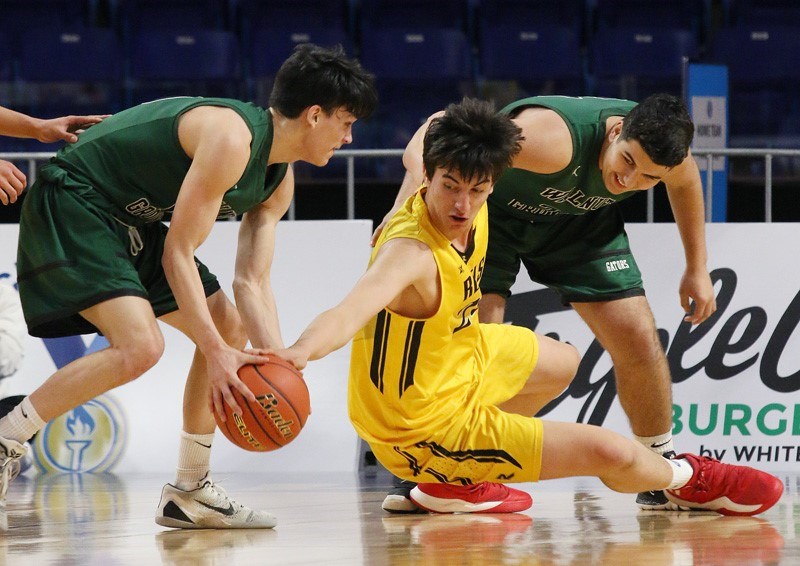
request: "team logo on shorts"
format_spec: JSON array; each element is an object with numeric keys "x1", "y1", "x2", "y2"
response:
[{"x1": 31, "y1": 393, "x2": 128, "y2": 473}]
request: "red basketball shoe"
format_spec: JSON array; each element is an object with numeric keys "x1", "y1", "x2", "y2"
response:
[
  {"x1": 665, "y1": 453, "x2": 784, "y2": 516},
  {"x1": 409, "y1": 482, "x2": 532, "y2": 514}
]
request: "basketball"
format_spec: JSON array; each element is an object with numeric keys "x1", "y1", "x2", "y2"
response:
[{"x1": 215, "y1": 357, "x2": 311, "y2": 452}]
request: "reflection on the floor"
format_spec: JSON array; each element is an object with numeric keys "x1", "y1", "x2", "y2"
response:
[{"x1": 1, "y1": 471, "x2": 798, "y2": 565}]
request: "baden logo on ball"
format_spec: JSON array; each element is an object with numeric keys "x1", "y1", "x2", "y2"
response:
[{"x1": 216, "y1": 356, "x2": 311, "y2": 452}]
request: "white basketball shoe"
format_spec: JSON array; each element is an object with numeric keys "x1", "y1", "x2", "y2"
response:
[{"x1": 155, "y1": 477, "x2": 277, "y2": 529}]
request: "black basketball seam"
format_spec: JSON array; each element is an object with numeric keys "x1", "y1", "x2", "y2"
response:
[
  {"x1": 239, "y1": 388, "x2": 285, "y2": 448},
  {"x1": 253, "y1": 364, "x2": 309, "y2": 426}
]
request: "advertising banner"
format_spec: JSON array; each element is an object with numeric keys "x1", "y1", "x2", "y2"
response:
[
  {"x1": 0, "y1": 220, "x2": 372, "y2": 474},
  {"x1": 2, "y1": 222, "x2": 799, "y2": 473},
  {"x1": 505, "y1": 223, "x2": 800, "y2": 472}
]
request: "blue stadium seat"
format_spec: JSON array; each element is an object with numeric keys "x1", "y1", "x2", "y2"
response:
[
  {"x1": 478, "y1": 0, "x2": 586, "y2": 36},
  {"x1": 591, "y1": 27, "x2": 697, "y2": 99},
  {"x1": 237, "y1": 0, "x2": 349, "y2": 35},
  {"x1": 709, "y1": 26, "x2": 800, "y2": 136},
  {"x1": 593, "y1": 0, "x2": 704, "y2": 32},
  {"x1": 131, "y1": 30, "x2": 239, "y2": 80},
  {"x1": 120, "y1": 0, "x2": 229, "y2": 33},
  {"x1": 359, "y1": 26, "x2": 474, "y2": 178},
  {"x1": 129, "y1": 29, "x2": 241, "y2": 104},
  {"x1": 18, "y1": 28, "x2": 122, "y2": 82},
  {"x1": 0, "y1": 1, "x2": 90, "y2": 43},
  {"x1": 360, "y1": 28, "x2": 472, "y2": 81},
  {"x1": 480, "y1": 26, "x2": 584, "y2": 95},
  {"x1": 359, "y1": 0, "x2": 469, "y2": 32},
  {"x1": 0, "y1": 33, "x2": 10, "y2": 82},
  {"x1": 249, "y1": 28, "x2": 353, "y2": 79},
  {"x1": 728, "y1": 0, "x2": 800, "y2": 26},
  {"x1": 16, "y1": 28, "x2": 124, "y2": 117}
]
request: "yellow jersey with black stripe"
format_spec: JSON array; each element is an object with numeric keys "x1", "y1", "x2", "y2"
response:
[{"x1": 348, "y1": 189, "x2": 488, "y2": 447}]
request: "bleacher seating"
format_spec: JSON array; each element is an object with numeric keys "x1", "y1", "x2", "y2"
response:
[
  {"x1": 478, "y1": 0, "x2": 586, "y2": 37},
  {"x1": 118, "y1": 0, "x2": 230, "y2": 35},
  {"x1": 358, "y1": 0, "x2": 470, "y2": 33},
  {"x1": 592, "y1": 0, "x2": 704, "y2": 32},
  {"x1": 128, "y1": 28, "x2": 241, "y2": 104},
  {"x1": 709, "y1": 25, "x2": 800, "y2": 138},
  {"x1": 727, "y1": 0, "x2": 800, "y2": 26},
  {"x1": 479, "y1": 26, "x2": 584, "y2": 96},
  {"x1": 17, "y1": 27, "x2": 124, "y2": 117},
  {"x1": 0, "y1": 0, "x2": 795, "y2": 188},
  {"x1": 591, "y1": 27, "x2": 698, "y2": 99}
]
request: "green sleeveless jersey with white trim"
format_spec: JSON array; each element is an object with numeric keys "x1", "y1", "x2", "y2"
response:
[
  {"x1": 41, "y1": 97, "x2": 288, "y2": 222},
  {"x1": 494, "y1": 96, "x2": 637, "y2": 221}
]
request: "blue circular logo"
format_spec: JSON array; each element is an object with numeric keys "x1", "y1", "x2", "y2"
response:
[{"x1": 31, "y1": 393, "x2": 128, "y2": 473}]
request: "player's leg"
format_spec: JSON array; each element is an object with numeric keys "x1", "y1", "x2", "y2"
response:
[
  {"x1": 572, "y1": 297, "x2": 672, "y2": 440},
  {"x1": 0, "y1": 296, "x2": 163, "y2": 507},
  {"x1": 572, "y1": 297, "x2": 678, "y2": 509},
  {"x1": 538, "y1": 420, "x2": 783, "y2": 516},
  {"x1": 477, "y1": 292, "x2": 506, "y2": 324},
  {"x1": 498, "y1": 331, "x2": 579, "y2": 417},
  {"x1": 155, "y1": 289, "x2": 276, "y2": 529}
]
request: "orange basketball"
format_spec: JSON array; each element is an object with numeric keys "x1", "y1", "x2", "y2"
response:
[{"x1": 216, "y1": 357, "x2": 311, "y2": 452}]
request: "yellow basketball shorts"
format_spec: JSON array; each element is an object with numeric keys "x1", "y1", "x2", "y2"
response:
[{"x1": 371, "y1": 323, "x2": 544, "y2": 485}]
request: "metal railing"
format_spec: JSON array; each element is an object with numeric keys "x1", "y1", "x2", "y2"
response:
[
  {"x1": 3, "y1": 148, "x2": 798, "y2": 222},
  {"x1": 692, "y1": 148, "x2": 800, "y2": 223}
]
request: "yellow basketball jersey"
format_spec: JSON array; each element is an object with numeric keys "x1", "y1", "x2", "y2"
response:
[{"x1": 348, "y1": 189, "x2": 489, "y2": 447}]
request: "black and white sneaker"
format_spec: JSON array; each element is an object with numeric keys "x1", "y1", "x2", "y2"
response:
[
  {"x1": 636, "y1": 450, "x2": 690, "y2": 511},
  {"x1": 155, "y1": 479, "x2": 277, "y2": 529},
  {"x1": 0, "y1": 436, "x2": 25, "y2": 507},
  {"x1": 636, "y1": 489, "x2": 690, "y2": 511},
  {"x1": 382, "y1": 479, "x2": 425, "y2": 514}
]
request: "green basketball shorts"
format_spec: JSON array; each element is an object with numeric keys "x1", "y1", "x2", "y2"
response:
[
  {"x1": 481, "y1": 204, "x2": 645, "y2": 305},
  {"x1": 16, "y1": 178, "x2": 220, "y2": 338}
]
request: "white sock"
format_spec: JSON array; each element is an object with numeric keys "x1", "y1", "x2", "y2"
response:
[
  {"x1": 175, "y1": 431, "x2": 214, "y2": 490},
  {"x1": 635, "y1": 432, "x2": 675, "y2": 456},
  {"x1": 0, "y1": 397, "x2": 46, "y2": 443},
  {"x1": 667, "y1": 458, "x2": 695, "y2": 489}
]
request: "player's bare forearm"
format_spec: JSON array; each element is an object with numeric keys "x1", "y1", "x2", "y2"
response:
[{"x1": 234, "y1": 279, "x2": 284, "y2": 350}]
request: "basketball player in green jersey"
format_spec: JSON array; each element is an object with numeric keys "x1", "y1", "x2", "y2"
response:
[
  {"x1": 269, "y1": 98, "x2": 781, "y2": 517},
  {"x1": 0, "y1": 44, "x2": 377, "y2": 529},
  {"x1": 0, "y1": 105, "x2": 106, "y2": 204},
  {"x1": 374, "y1": 94, "x2": 715, "y2": 512}
]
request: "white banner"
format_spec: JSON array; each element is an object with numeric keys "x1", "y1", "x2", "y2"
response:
[
  {"x1": 2, "y1": 222, "x2": 799, "y2": 473},
  {"x1": 0, "y1": 221, "x2": 372, "y2": 474},
  {"x1": 506, "y1": 223, "x2": 800, "y2": 472}
]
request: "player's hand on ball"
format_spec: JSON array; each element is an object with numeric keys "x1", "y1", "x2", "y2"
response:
[
  {"x1": 265, "y1": 348, "x2": 309, "y2": 371},
  {"x1": 207, "y1": 345, "x2": 269, "y2": 422}
]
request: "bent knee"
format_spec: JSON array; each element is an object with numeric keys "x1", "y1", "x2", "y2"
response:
[
  {"x1": 591, "y1": 435, "x2": 639, "y2": 472},
  {"x1": 117, "y1": 331, "x2": 165, "y2": 380}
]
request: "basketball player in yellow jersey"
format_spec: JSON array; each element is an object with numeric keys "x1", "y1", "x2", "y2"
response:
[{"x1": 269, "y1": 98, "x2": 783, "y2": 515}]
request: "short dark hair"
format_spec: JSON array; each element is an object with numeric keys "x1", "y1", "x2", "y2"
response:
[
  {"x1": 620, "y1": 93, "x2": 694, "y2": 168},
  {"x1": 423, "y1": 98, "x2": 524, "y2": 183},
  {"x1": 269, "y1": 44, "x2": 377, "y2": 120}
]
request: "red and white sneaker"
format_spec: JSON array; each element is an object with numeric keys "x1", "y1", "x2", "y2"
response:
[
  {"x1": 409, "y1": 482, "x2": 532, "y2": 514},
  {"x1": 665, "y1": 453, "x2": 784, "y2": 516}
]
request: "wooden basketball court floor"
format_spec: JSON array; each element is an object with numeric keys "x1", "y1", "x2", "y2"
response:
[{"x1": 1, "y1": 469, "x2": 798, "y2": 565}]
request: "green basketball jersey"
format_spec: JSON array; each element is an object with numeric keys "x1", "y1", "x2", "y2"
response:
[
  {"x1": 493, "y1": 96, "x2": 637, "y2": 221},
  {"x1": 41, "y1": 97, "x2": 288, "y2": 222}
]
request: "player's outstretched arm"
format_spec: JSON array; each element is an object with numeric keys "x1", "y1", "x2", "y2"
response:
[
  {"x1": 0, "y1": 105, "x2": 106, "y2": 144},
  {"x1": 274, "y1": 238, "x2": 436, "y2": 370}
]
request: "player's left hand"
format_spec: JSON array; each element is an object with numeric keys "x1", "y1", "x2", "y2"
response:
[{"x1": 679, "y1": 267, "x2": 717, "y2": 324}]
